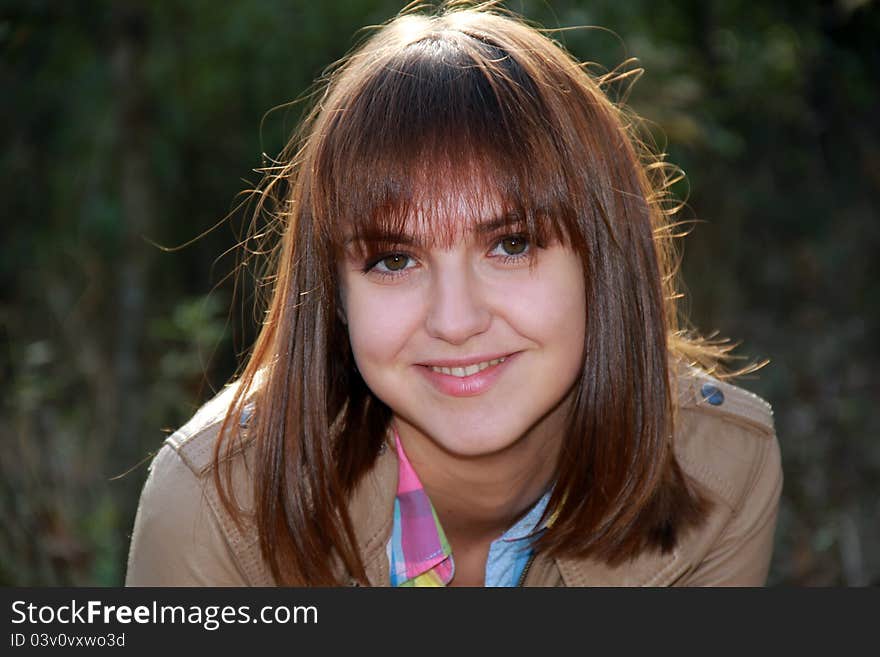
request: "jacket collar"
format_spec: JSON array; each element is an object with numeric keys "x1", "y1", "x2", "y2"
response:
[
  {"x1": 556, "y1": 549, "x2": 684, "y2": 587},
  {"x1": 348, "y1": 443, "x2": 397, "y2": 585}
]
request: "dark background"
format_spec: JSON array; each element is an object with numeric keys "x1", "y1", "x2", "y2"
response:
[{"x1": 2, "y1": 0, "x2": 878, "y2": 586}]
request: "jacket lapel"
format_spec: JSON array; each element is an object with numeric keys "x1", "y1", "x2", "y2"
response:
[
  {"x1": 556, "y1": 548, "x2": 685, "y2": 587},
  {"x1": 348, "y1": 444, "x2": 397, "y2": 585}
]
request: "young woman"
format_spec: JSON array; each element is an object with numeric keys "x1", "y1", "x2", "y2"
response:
[{"x1": 126, "y1": 3, "x2": 782, "y2": 587}]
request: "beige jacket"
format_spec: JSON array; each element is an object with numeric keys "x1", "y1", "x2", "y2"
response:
[{"x1": 125, "y1": 372, "x2": 782, "y2": 586}]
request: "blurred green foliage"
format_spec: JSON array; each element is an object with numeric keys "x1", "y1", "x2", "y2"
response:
[{"x1": 2, "y1": 0, "x2": 878, "y2": 585}]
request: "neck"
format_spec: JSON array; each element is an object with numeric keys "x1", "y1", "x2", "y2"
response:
[{"x1": 393, "y1": 402, "x2": 567, "y2": 546}]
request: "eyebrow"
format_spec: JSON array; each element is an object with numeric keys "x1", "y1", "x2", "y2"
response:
[{"x1": 344, "y1": 214, "x2": 525, "y2": 247}]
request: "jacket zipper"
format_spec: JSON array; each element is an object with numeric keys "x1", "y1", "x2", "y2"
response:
[{"x1": 517, "y1": 553, "x2": 536, "y2": 587}]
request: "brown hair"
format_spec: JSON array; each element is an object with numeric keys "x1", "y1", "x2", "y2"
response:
[{"x1": 215, "y1": 1, "x2": 724, "y2": 585}]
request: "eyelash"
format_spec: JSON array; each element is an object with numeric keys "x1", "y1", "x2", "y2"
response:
[{"x1": 362, "y1": 234, "x2": 533, "y2": 280}]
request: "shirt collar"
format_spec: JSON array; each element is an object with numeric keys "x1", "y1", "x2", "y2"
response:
[
  {"x1": 499, "y1": 488, "x2": 552, "y2": 542},
  {"x1": 387, "y1": 427, "x2": 554, "y2": 586},
  {"x1": 388, "y1": 429, "x2": 454, "y2": 586}
]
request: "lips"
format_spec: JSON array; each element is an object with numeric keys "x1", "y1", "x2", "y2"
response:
[{"x1": 416, "y1": 352, "x2": 518, "y2": 397}]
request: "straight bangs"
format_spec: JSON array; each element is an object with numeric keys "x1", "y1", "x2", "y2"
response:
[{"x1": 311, "y1": 29, "x2": 587, "y2": 261}]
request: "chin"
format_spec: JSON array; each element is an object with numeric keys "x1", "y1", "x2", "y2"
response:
[{"x1": 421, "y1": 419, "x2": 527, "y2": 458}]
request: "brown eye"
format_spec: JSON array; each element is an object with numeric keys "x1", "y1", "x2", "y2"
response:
[
  {"x1": 380, "y1": 254, "x2": 410, "y2": 271},
  {"x1": 500, "y1": 236, "x2": 528, "y2": 256}
]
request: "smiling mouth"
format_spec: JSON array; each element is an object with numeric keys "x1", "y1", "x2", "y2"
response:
[{"x1": 427, "y1": 357, "x2": 507, "y2": 378}]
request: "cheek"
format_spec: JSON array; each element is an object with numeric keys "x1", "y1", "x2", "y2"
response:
[
  {"x1": 498, "y1": 256, "x2": 586, "y2": 350},
  {"x1": 343, "y1": 281, "x2": 423, "y2": 369}
]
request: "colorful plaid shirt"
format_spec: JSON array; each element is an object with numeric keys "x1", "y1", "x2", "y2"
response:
[{"x1": 386, "y1": 428, "x2": 551, "y2": 587}]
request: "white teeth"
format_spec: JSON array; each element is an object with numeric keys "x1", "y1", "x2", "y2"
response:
[{"x1": 430, "y1": 357, "x2": 506, "y2": 377}]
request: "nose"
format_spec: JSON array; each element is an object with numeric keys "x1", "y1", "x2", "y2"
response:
[{"x1": 424, "y1": 259, "x2": 491, "y2": 345}]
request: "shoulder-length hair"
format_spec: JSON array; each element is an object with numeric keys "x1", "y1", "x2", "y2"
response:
[{"x1": 215, "y1": 2, "x2": 721, "y2": 586}]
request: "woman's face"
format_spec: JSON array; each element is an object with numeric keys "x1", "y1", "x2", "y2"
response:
[{"x1": 338, "y1": 197, "x2": 586, "y2": 458}]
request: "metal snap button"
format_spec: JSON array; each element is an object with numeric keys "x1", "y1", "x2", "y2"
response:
[{"x1": 700, "y1": 382, "x2": 725, "y2": 406}]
